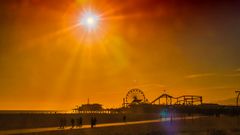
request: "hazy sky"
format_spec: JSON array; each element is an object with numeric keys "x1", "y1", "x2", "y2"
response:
[{"x1": 0, "y1": 0, "x2": 240, "y2": 110}]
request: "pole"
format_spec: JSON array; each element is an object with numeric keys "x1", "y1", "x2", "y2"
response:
[{"x1": 236, "y1": 90, "x2": 240, "y2": 106}]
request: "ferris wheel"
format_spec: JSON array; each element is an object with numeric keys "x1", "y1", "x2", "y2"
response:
[{"x1": 126, "y1": 88, "x2": 146, "y2": 104}]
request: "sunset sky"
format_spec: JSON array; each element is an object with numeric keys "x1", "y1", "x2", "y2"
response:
[{"x1": 0, "y1": 0, "x2": 240, "y2": 110}]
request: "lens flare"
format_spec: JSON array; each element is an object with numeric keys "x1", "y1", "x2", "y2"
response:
[{"x1": 80, "y1": 11, "x2": 100, "y2": 31}]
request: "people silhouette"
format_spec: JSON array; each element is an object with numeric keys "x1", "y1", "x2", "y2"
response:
[
  {"x1": 90, "y1": 117, "x2": 97, "y2": 128},
  {"x1": 77, "y1": 117, "x2": 83, "y2": 128},
  {"x1": 91, "y1": 117, "x2": 94, "y2": 128},
  {"x1": 64, "y1": 117, "x2": 67, "y2": 128},
  {"x1": 59, "y1": 118, "x2": 63, "y2": 129},
  {"x1": 62, "y1": 117, "x2": 67, "y2": 129},
  {"x1": 123, "y1": 115, "x2": 126, "y2": 122},
  {"x1": 93, "y1": 117, "x2": 97, "y2": 126},
  {"x1": 71, "y1": 118, "x2": 75, "y2": 129}
]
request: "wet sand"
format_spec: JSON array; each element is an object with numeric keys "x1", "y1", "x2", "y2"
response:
[
  {"x1": 1, "y1": 116, "x2": 240, "y2": 135},
  {"x1": 0, "y1": 116, "x2": 196, "y2": 135},
  {"x1": 0, "y1": 113, "x2": 162, "y2": 130}
]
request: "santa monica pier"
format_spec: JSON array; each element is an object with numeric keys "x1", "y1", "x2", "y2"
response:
[{"x1": 73, "y1": 88, "x2": 240, "y2": 116}]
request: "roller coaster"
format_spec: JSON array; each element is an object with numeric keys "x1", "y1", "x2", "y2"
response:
[{"x1": 151, "y1": 94, "x2": 202, "y2": 105}]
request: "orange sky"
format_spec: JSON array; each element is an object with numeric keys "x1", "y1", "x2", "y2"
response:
[{"x1": 0, "y1": 0, "x2": 240, "y2": 110}]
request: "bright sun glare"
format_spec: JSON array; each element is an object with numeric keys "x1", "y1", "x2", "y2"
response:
[{"x1": 80, "y1": 11, "x2": 99, "y2": 31}]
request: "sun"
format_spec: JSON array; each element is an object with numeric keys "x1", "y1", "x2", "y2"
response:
[{"x1": 80, "y1": 10, "x2": 100, "y2": 31}]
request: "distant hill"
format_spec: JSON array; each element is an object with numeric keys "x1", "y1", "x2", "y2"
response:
[{"x1": 216, "y1": 97, "x2": 236, "y2": 105}]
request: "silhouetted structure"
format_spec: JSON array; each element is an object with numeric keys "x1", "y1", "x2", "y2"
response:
[
  {"x1": 122, "y1": 88, "x2": 147, "y2": 107},
  {"x1": 151, "y1": 94, "x2": 202, "y2": 105},
  {"x1": 72, "y1": 89, "x2": 240, "y2": 116},
  {"x1": 175, "y1": 95, "x2": 202, "y2": 105},
  {"x1": 151, "y1": 93, "x2": 173, "y2": 105},
  {"x1": 123, "y1": 88, "x2": 202, "y2": 107},
  {"x1": 73, "y1": 104, "x2": 103, "y2": 113},
  {"x1": 236, "y1": 90, "x2": 240, "y2": 106}
]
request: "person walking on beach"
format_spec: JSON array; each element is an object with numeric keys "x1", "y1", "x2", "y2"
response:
[
  {"x1": 59, "y1": 118, "x2": 63, "y2": 129},
  {"x1": 71, "y1": 118, "x2": 75, "y2": 128},
  {"x1": 123, "y1": 115, "x2": 126, "y2": 122},
  {"x1": 77, "y1": 117, "x2": 83, "y2": 128},
  {"x1": 61, "y1": 117, "x2": 66, "y2": 129},
  {"x1": 93, "y1": 117, "x2": 97, "y2": 127},
  {"x1": 91, "y1": 117, "x2": 94, "y2": 128}
]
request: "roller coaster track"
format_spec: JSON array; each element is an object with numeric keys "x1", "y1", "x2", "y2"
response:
[{"x1": 151, "y1": 94, "x2": 202, "y2": 105}]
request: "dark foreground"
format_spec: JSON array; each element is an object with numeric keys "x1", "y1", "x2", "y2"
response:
[
  {"x1": 0, "y1": 113, "x2": 162, "y2": 130},
  {"x1": 6, "y1": 116, "x2": 240, "y2": 135}
]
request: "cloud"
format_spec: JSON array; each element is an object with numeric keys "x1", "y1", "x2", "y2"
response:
[
  {"x1": 221, "y1": 68, "x2": 240, "y2": 77},
  {"x1": 223, "y1": 73, "x2": 240, "y2": 77},
  {"x1": 193, "y1": 86, "x2": 234, "y2": 91},
  {"x1": 185, "y1": 73, "x2": 216, "y2": 79},
  {"x1": 185, "y1": 71, "x2": 240, "y2": 79}
]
